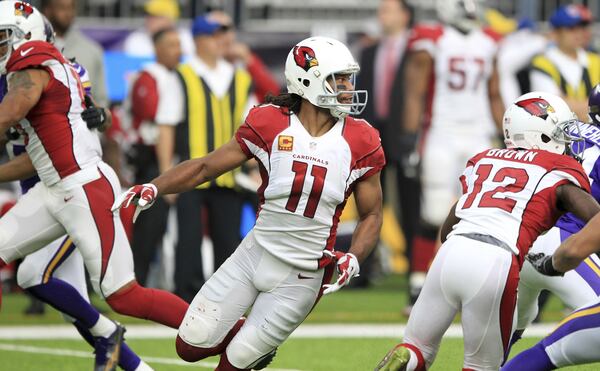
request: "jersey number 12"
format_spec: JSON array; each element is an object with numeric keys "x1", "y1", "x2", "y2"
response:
[{"x1": 462, "y1": 164, "x2": 529, "y2": 212}]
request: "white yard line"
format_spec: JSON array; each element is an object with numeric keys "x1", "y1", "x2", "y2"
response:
[
  {"x1": 0, "y1": 343, "x2": 305, "y2": 371},
  {"x1": 0, "y1": 323, "x2": 559, "y2": 340}
]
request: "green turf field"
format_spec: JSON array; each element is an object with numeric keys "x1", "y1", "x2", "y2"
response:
[{"x1": 1, "y1": 275, "x2": 599, "y2": 370}]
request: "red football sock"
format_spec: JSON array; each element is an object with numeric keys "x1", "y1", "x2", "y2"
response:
[
  {"x1": 216, "y1": 351, "x2": 247, "y2": 371},
  {"x1": 411, "y1": 236, "x2": 437, "y2": 273},
  {"x1": 176, "y1": 318, "x2": 245, "y2": 362},
  {"x1": 106, "y1": 282, "x2": 188, "y2": 328}
]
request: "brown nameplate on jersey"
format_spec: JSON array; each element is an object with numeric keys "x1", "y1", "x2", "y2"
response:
[{"x1": 278, "y1": 135, "x2": 294, "y2": 151}]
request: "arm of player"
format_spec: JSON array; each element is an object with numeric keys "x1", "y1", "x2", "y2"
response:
[
  {"x1": 440, "y1": 201, "x2": 460, "y2": 244},
  {"x1": 528, "y1": 184, "x2": 600, "y2": 275},
  {"x1": 323, "y1": 173, "x2": 383, "y2": 295},
  {"x1": 0, "y1": 69, "x2": 49, "y2": 133},
  {"x1": 551, "y1": 185, "x2": 600, "y2": 272},
  {"x1": 0, "y1": 153, "x2": 36, "y2": 182},
  {"x1": 488, "y1": 60, "x2": 505, "y2": 133},
  {"x1": 112, "y1": 138, "x2": 249, "y2": 220},
  {"x1": 153, "y1": 138, "x2": 249, "y2": 194},
  {"x1": 402, "y1": 51, "x2": 432, "y2": 134}
]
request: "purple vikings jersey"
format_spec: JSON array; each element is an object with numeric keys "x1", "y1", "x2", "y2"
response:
[
  {"x1": 555, "y1": 122, "x2": 600, "y2": 234},
  {"x1": 3, "y1": 62, "x2": 92, "y2": 194}
]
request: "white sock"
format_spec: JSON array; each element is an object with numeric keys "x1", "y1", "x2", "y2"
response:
[
  {"x1": 406, "y1": 349, "x2": 419, "y2": 371},
  {"x1": 89, "y1": 315, "x2": 117, "y2": 338},
  {"x1": 135, "y1": 361, "x2": 154, "y2": 371}
]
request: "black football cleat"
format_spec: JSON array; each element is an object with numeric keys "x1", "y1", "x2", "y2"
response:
[
  {"x1": 252, "y1": 348, "x2": 277, "y2": 370},
  {"x1": 94, "y1": 322, "x2": 125, "y2": 371}
]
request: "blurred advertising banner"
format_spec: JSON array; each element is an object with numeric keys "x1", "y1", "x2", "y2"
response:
[{"x1": 104, "y1": 51, "x2": 154, "y2": 103}]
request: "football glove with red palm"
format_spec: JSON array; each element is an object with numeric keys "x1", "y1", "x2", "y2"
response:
[
  {"x1": 111, "y1": 183, "x2": 158, "y2": 222},
  {"x1": 323, "y1": 252, "x2": 360, "y2": 295}
]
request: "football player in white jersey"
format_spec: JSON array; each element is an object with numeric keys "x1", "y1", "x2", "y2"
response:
[
  {"x1": 0, "y1": 0, "x2": 189, "y2": 334},
  {"x1": 0, "y1": 13, "x2": 153, "y2": 371},
  {"x1": 113, "y1": 36, "x2": 385, "y2": 370},
  {"x1": 375, "y1": 92, "x2": 600, "y2": 371},
  {"x1": 402, "y1": 0, "x2": 505, "y2": 309}
]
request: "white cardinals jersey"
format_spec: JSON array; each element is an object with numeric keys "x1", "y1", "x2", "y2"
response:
[
  {"x1": 235, "y1": 104, "x2": 385, "y2": 270},
  {"x1": 450, "y1": 148, "x2": 590, "y2": 266},
  {"x1": 6, "y1": 41, "x2": 102, "y2": 187},
  {"x1": 409, "y1": 24, "x2": 500, "y2": 135}
]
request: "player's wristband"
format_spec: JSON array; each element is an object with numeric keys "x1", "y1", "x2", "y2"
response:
[{"x1": 541, "y1": 255, "x2": 564, "y2": 277}]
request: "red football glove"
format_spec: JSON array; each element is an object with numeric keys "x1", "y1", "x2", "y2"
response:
[
  {"x1": 111, "y1": 183, "x2": 158, "y2": 222},
  {"x1": 322, "y1": 252, "x2": 360, "y2": 295}
]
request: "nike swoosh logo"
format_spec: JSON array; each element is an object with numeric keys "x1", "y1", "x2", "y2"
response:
[
  {"x1": 297, "y1": 273, "x2": 314, "y2": 280},
  {"x1": 20, "y1": 47, "x2": 34, "y2": 57},
  {"x1": 64, "y1": 195, "x2": 74, "y2": 202}
]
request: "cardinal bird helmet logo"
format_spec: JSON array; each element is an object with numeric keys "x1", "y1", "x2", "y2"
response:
[
  {"x1": 293, "y1": 46, "x2": 319, "y2": 72},
  {"x1": 516, "y1": 98, "x2": 555, "y2": 120}
]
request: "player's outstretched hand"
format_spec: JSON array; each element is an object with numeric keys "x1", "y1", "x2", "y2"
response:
[
  {"x1": 323, "y1": 252, "x2": 360, "y2": 295},
  {"x1": 526, "y1": 252, "x2": 564, "y2": 277},
  {"x1": 111, "y1": 183, "x2": 158, "y2": 222}
]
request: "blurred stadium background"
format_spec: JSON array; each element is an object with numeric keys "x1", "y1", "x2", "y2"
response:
[{"x1": 1, "y1": 0, "x2": 600, "y2": 370}]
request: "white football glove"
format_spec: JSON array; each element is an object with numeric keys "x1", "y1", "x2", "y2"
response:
[
  {"x1": 323, "y1": 252, "x2": 360, "y2": 295},
  {"x1": 111, "y1": 183, "x2": 158, "y2": 222}
]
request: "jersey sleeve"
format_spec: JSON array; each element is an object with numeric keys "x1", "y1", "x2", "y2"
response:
[
  {"x1": 407, "y1": 23, "x2": 444, "y2": 56},
  {"x1": 131, "y1": 71, "x2": 159, "y2": 124},
  {"x1": 6, "y1": 41, "x2": 65, "y2": 73},
  {"x1": 234, "y1": 104, "x2": 290, "y2": 159},
  {"x1": 356, "y1": 145, "x2": 386, "y2": 181},
  {"x1": 550, "y1": 156, "x2": 591, "y2": 193}
]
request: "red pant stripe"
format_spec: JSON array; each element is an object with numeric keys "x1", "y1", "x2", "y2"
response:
[
  {"x1": 499, "y1": 254, "x2": 520, "y2": 360},
  {"x1": 82, "y1": 169, "x2": 116, "y2": 290}
]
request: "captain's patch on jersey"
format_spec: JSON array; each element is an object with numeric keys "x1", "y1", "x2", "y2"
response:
[{"x1": 278, "y1": 135, "x2": 294, "y2": 151}]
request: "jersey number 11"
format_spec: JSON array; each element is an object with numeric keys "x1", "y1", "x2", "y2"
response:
[{"x1": 285, "y1": 160, "x2": 328, "y2": 218}]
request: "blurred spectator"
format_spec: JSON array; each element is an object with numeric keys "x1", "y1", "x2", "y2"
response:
[
  {"x1": 498, "y1": 18, "x2": 548, "y2": 106},
  {"x1": 530, "y1": 5, "x2": 600, "y2": 121},
  {"x1": 402, "y1": 0, "x2": 504, "y2": 312},
  {"x1": 123, "y1": 0, "x2": 195, "y2": 58},
  {"x1": 208, "y1": 10, "x2": 280, "y2": 103},
  {"x1": 124, "y1": 28, "x2": 183, "y2": 285},
  {"x1": 161, "y1": 15, "x2": 256, "y2": 302},
  {"x1": 42, "y1": 0, "x2": 107, "y2": 106},
  {"x1": 575, "y1": 4, "x2": 595, "y2": 51},
  {"x1": 356, "y1": 0, "x2": 415, "y2": 287}
]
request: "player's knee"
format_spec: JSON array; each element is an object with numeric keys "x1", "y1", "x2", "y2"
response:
[
  {"x1": 16, "y1": 261, "x2": 43, "y2": 289},
  {"x1": 178, "y1": 295, "x2": 222, "y2": 348},
  {"x1": 226, "y1": 338, "x2": 268, "y2": 369},
  {"x1": 226, "y1": 323, "x2": 279, "y2": 369}
]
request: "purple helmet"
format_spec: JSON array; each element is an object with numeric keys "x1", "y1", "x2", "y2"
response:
[{"x1": 589, "y1": 84, "x2": 600, "y2": 125}]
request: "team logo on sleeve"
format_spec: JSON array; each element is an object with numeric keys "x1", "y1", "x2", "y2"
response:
[
  {"x1": 516, "y1": 98, "x2": 555, "y2": 120},
  {"x1": 278, "y1": 135, "x2": 294, "y2": 151},
  {"x1": 293, "y1": 46, "x2": 319, "y2": 71},
  {"x1": 14, "y1": 2, "x2": 34, "y2": 18}
]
